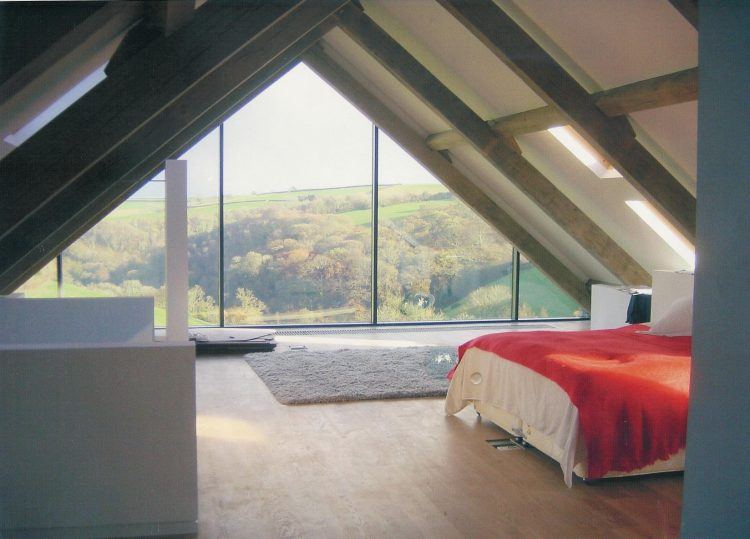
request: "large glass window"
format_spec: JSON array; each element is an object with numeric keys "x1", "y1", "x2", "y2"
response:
[
  {"x1": 222, "y1": 63, "x2": 372, "y2": 325},
  {"x1": 182, "y1": 128, "x2": 221, "y2": 326},
  {"x1": 13, "y1": 259, "x2": 58, "y2": 297},
  {"x1": 377, "y1": 132, "x2": 514, "y2": 322},
  {"x1": 61, "y1": 178, "x2": 166, "y2": 325},
  {"x1": 518, "y1": 254, "x2": 583, "y2": 318},
  {"x1": 11, "y1": 62, "x2": 586, "y2": 326}
]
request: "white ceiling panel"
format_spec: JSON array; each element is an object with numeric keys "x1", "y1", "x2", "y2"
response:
[
  {"x1": 363, "y1": 0, "x2": 546, "y2": 119},
  {"x1": 318, "y1": 1, "x2": 697, "y2": 285},
  {"x1": 631, "y1": 101, "x2": 698, "y2": 189},
  {"x1": 509, "y1": 0, "x2": 698, "y2": 89}
]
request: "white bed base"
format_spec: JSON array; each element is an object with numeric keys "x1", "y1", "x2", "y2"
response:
[
  {"x1": 447, "y1": 347, "x2": 686, "y2": 485},
  {"x1": 474, "y1": 400, "x2": 685, "y2": 481}
]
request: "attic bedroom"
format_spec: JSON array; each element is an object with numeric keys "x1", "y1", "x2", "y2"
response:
[{"x1": 0, "y1": 1, "x2": 748, "y2": 538}]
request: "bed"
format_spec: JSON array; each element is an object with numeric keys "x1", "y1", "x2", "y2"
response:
[{"x1": 445, "y1": 323, "x2": 691, "y2": 486}]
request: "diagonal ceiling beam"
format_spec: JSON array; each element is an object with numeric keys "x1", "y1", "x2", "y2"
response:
[
  {"x1": 437, "y1": 0, "x2": 697, "y2": 243},
  {"x1": 0, "y1": 0, "x2": 346, "y2": 294},
  {"x1": 426, "y1": 67, "x2": 699, "y2": 151},
  {"x1": 303, "y1": 44, "x2": 591, "y2": 309},
  {"x1": 334, "y1": 5, "x2": 650, "y2": 286},
  {"x1": 1, "y1": 1, "x2": 295, "y2": 239},
  {"x1": 2, "y1": 26, "x2": 327, "y2": 296}
]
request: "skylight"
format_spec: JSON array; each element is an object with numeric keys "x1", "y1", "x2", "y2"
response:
[
  {"x1": 3, "y1": 64, "x2": 107, "y2": 147},
  {"x1": 548, "y1": 125, "x2": 623, "y2": 178},
  {"x1": 626, "y1": 200, "x2": 695, "y2": 269}
]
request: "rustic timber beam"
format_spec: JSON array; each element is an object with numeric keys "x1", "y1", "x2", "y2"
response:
[
  {"x1": 668, "y1": 0, "x2": 699, "y2": 30},
  {"x1": 594, "y1": 67, "x2": 698, "y2": 116},
  {"x1": 303, "y1": 44, "x2": 591, "y2": 309},
  {"x1": 426, "y1": 67, "x2": 699, "y2": 150},
  {"x1": 437, "y1": 0, "x2": 697, "y2": 243},
  {"x1": 0, "y1": 0, "x2": 346, "y2": 293},
  {"x1": 334, "y1": 5, "x2": 651, "y2": 286}
]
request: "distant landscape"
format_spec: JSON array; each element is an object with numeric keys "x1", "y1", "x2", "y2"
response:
[{"x1": 18, "y1": 183, "x2": 582, "y2": 325}]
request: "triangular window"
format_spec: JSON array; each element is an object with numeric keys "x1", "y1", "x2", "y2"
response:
[{"x1": 15, "y1": 63, "x2": 584, "y2": 325}]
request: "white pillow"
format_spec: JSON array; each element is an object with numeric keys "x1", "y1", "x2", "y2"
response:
[{"x1": 648, "y1": 296, "x2": 693, "y2": 336}]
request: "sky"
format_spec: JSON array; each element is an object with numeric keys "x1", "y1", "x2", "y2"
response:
[
  {"x1": 142, "y1": 62, "x2": 439, "y2": 199},
  {"x1": 6, "y1": 60, "x2": 439, "y2": 200}
]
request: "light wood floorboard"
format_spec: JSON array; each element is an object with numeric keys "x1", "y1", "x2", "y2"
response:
[{"x1": 191, "y1": 325, "x2": 681, "y2": 538}]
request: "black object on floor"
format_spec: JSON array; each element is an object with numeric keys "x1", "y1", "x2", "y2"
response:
[{"x1": 196, "y1": 340, "x2": 276, "y2": 355}]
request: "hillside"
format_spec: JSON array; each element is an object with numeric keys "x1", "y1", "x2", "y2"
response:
[{"x1": 18, "y1": 183, "x2": 582, "y2": 325}]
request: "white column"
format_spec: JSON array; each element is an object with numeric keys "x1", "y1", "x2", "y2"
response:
[{"x1": 165, "y1": 159, "x2": 189, "y2": 342}]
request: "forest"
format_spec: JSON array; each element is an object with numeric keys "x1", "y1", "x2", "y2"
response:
[{"x1": 19, "y1": 183, "x2": 582, "y2": 326}]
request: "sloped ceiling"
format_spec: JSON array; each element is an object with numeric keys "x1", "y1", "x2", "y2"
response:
[
  {"x1": 1, "y1": 0, "x2": 698, "y2": 297},
  {"x1": 319, "y1": 0, "x2": 698, "y2": 282}
]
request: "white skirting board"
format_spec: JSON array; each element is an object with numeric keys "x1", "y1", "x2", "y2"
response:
[{"x1": 0, "y1": 520, "x2": 197, "y2": 539}]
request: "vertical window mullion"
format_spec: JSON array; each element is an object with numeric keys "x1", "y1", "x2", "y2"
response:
[
  {"x1": 511, "y1": 248, "x2": 520, "y2": 321},
  {"x1": 371, "y1": 124, "x2": 379, "y2": 325},
  {"x1": 56, "y1": 253, "x2": 63, "y2": 297},
  {"x1": 219, "y1": 123, "x2": 226, "y2": 327}
]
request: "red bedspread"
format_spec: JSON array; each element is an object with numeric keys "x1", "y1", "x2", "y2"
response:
[{"x1": 451, "y1": 325, "x2": 691, "y2": 478}]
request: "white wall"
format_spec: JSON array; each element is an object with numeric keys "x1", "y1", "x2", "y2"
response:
[
  {"x1": 0, "y1": 297, "x2": 154, "y2": 344},
  {"x1": 0, "y1": 343, "x2": 197, "y2": 537},
  {"x1": 681, "y1": 3, "x2": 750, "y2": 537}
]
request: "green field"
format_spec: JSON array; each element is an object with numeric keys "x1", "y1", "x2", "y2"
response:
[
  {"x1": 519, "y1": 266, "x2": 582, "y2": 317},
  {"x1": 17, "y1": 182, "x2": 582, "y2": 324},
  {"x1": 108, "y1": 184, "x2": 451, "y2": 223},
  {"x1": 341, "y1": 200, "x2": 454, "y2": 226}
]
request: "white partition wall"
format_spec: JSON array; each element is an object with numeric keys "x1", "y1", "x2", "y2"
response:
[
  {"x1": 0, "y1": 342, "x2": 197, "y2": 538},
  {"x1": 0, "y1": 296, "x2": 197, "y2": 537},
  {"x1": 165, "y1": 159, "x2": 189, "y2": 341},
  {"x1": 682, "y1": 4, "x2": 750, "y2": 537},
  {"x1": 0, "y1": 297, "x2": 154, "y2": 344}
]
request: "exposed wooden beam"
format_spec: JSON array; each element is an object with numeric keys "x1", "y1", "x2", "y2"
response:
[
  {"x1": 594, "y1": 67, "x2": 698, "y2": 117},
  {"x1": 427, "y1": 106, "x2": 561, "y2": 151},
  {"x1": 0, "y1": 1, "x2": 346, "y2": 293},
  {"x1": 303, "y1": 44, "x2": 591, "y2": 309},
  {"x1": 426, "y1": 67, "x2": 699, "y2": 150},
  {"x1": 334, "y1": 5, "x2": 650, "y2": 286},
  {"x1": 0, "y1": 1, "x2": 143, "y2": 137},
  {"x1": 437, "y1": 0, "x2": 697, "y2": 243},
  {"x1": 669, "y1": 0, "x2": 699, "y2": 30}
]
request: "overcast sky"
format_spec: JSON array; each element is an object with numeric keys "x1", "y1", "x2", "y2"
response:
[{"x1": 137, "y1": 62, "x2": 438, "y2": 199}]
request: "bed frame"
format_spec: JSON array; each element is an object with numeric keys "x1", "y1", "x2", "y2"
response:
[{"x1": 474, "y1": 400, "x2": 685, "y2": 481}]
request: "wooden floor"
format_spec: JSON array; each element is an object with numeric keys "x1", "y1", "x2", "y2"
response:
[{"x1": 192, "y1": 325, "x2": 682, "y2": 538}]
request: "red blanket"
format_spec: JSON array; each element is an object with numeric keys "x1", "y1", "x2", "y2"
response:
[{"x1": 451, "y1": 325, "x2": 691, "y2": 478}]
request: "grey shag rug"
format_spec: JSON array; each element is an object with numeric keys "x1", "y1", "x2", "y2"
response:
[{"x1": 245, "y1": 346, "x2": 457, "y2": 405}]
